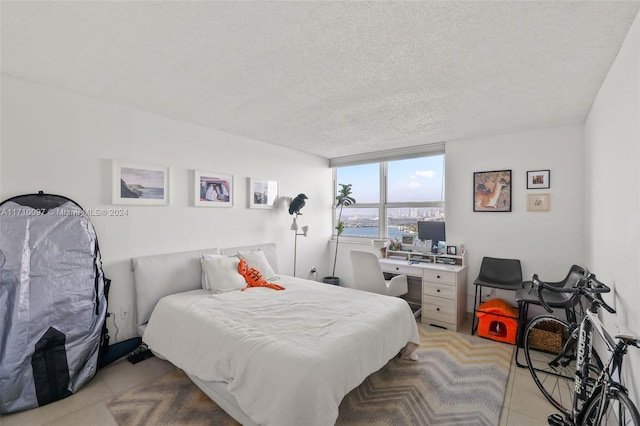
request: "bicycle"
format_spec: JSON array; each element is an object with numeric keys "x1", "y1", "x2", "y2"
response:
[{"x1": 522, "y1": 272, "x2": 640, "y2": 425}]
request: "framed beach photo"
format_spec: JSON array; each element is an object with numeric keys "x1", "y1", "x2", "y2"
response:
[
  {"x1": 248, "y1": 178, "x2": 279, "y2": 209},
  {"x1": 194, "y1": 171, "x2": 233, "y2": 207},
  {"x1": 527, "y1": 170, "x2": 550, "y2": 189},
  {"x1": 112, "y1": 161, "x2": 169, "y2": 205},
  {"x1": 473, "y1": 170, "x2": 512, "y2": 212}
]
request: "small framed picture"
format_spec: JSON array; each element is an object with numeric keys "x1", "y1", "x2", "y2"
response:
[
  {"x1": 527, "y1": 193, "x2": 550, "y2": 212},
  {"x1": 446, "y1": 245, "x2": 457, "y2": 255},
  {"x1": 527, "y1": 170, "x2": 550, "y2": 189},
  {"x1": 401, "y1": 235, "x2": 415, "y2": 246},
  {"x1": 194, "y1": 170, "x2": 233, "y2": 207},
  {"x1": 112, "y1": 161, "x2": 169, "y2": 205},
  {"x1": 248, "y1": 178, "x2": 278, "y2": 209}
]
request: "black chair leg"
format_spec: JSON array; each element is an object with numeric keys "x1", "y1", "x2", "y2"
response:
[
  {"x1": 471, "y1": 285, "x2": 482, "y2": 335},
  {"x1": 515, "y1": 302, "x2": 529, "y2": 368}
]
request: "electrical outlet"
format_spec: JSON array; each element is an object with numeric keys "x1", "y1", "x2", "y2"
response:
[{"x1": 120, "y1": 305, "x2": 130, "y2": 320}]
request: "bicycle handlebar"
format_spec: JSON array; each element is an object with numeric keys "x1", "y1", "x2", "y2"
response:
[{"x1": 531, "y1": 272, "x2": 616, "y2": 314}]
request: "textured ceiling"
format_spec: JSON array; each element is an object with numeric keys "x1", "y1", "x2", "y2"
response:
[{"x1": 2, "y1": 1, "x2": 639, "y2": 159}]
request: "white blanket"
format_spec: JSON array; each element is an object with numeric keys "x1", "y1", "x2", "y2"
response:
[{"x1": 143, "y1": 276, "x2": 420, "y2": 426}]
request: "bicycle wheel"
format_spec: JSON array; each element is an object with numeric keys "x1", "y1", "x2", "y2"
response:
[
  {"x1": 581, "y1": 387, "x2": 640, "y2": 425},
  {"x1": 524, "y1": 316, "x2": 602, "y2": 415}
]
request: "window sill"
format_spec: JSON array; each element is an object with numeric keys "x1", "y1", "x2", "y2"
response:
[{"x1": 329, "y1": 236, "x2": 378, "y2": 245}]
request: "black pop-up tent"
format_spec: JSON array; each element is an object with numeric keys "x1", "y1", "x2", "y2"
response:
[{"x1": 0, "y1": 192, "x2": 109, "y2": 414}]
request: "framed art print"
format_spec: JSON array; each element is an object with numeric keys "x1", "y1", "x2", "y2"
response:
[
  {"x1": 527, "y1": 170, "x2": 550, "y2": 189},
  {"x1": 112, "y1": 161, "x2": 169, "y2": 205},
  {"x1": 194, "y1": 170, "x2": 233, "y2": 207},
  {"x1": 527, "y1": 193, "x2": 550, "y2": 211},
  {"x1": 473, "y1": 169, "x2": 512, "y2": 212},
  {"x1": 248, "y1": 178, "x2": 279, "y2": 209}
]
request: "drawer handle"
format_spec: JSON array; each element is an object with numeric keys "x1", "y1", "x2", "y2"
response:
[
  {"x1": 436, "y1": 289, "x2": 440, "y2": 292},
  {"x1": 437, "y1": 275, "x2": 441, "y2": 279},
  {"x1": 395, "y1": 267, "x2": 399, "y2": 271},
  {"x1": 436, "y1": 308, "x2": 440, "y2": 311}
]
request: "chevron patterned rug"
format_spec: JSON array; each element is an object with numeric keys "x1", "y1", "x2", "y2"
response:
[{"x1": 107, "y1": 328, "x2": 513, "y2": 426}]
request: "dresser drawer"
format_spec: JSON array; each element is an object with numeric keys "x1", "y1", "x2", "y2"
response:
[
  {"x1": 380, "y1": 263, "x2": 422, "y2": 278},
  {"x1": 423, "y1": 282, "x2": 456, "y2": 299},
  {"x1": 422, "y1": 298, "x2": 456, "y2": 324},
  {"x1": 423, "y1": 269, "x2": 456, "y2": 285}
]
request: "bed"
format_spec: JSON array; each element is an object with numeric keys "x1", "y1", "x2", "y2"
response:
[{"x1": 132, "y1": 243, "x2": 420, "y2": 426}]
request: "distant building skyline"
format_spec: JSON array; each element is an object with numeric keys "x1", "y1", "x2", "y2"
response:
[{"x1": 339, "y1": 207, "x2": 444, "y2": 238}]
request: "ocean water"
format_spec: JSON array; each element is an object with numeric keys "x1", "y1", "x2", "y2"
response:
[
  {"x1": 342, "y1": 227, "x2": 406, "y2": 238},
  {"x1": 139, "y1": 187, "x2": 164, "y2": 199}
]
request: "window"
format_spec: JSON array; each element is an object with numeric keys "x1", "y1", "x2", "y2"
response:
[{"x1": 333, "y1": 153, "x2": 445, "y2": 240}]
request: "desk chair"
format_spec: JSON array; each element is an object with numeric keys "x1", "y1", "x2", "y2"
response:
[
  {"x1": 514, "y1": 264, "x2": 586, "y2": 367},
  {"x1": 472, "y1": 257, "x2": 523, "y2": 335},
  {"x1": 349, "y1": 250, "x2": 408, "y2": 297}
]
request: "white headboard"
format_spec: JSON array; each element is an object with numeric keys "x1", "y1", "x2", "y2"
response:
[{"x1": 131, "y1": 243, "x2": 278, "y2": 332}]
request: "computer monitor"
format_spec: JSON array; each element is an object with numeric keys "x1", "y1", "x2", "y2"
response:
[{"x1": 418, "y1": 221, "x2": 446, "y2": 253}]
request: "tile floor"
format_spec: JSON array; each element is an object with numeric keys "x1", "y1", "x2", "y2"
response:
[{"x1": 1, "y1": 319, "x2": 558, "y2": 426}]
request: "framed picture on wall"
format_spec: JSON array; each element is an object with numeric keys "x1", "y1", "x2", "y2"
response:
[
  {"x1": 194, "y1": 170, "x2": 233, "y2": 207},
  {"x1": 527, "y1": 170, "x2": 550, "y2": 189},
  {"x1": 112, "y1": 161, "x2": 169, "y2": 205},
  {"x1": 473, "y1": 169, "x2": 512, "y2": 212},
  {"x1": 248, "y1": 178, "x2": 279, "y2": 209},
  {"x1": 527, "y1": 193, "x2": 550, "y2": 211}
]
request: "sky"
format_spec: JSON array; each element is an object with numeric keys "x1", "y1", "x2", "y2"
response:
[
  {"x1": 336, "y1": 155, "x2": 445, "y2": 203},
  {"x1": 121, "y1": 167, "x2": 165, "y2": 188}
]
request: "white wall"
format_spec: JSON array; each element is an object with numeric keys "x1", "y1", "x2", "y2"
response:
[
  {"x1": 585, "y1": 11, "x2": 639, "y2": 401},
  {"x1": 335, "y1": 124, "x2": 586, "y2": 314},
  {"x1": 447, "y1": 125, "x2": 586, "y2": 311},
  {"x1": 1, "y1": 75, "x2": 334, "y2": 343}
]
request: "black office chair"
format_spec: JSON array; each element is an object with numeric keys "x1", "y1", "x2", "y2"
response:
[
  {"x1": 513, "y1": 264, "x2": 586, "y2": 366},
  {"x1": 471, "y1": 257, "x2": 523, "y2": 335}
]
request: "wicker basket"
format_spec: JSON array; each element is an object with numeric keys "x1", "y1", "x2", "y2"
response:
[{"x1": 528, "y1": 320, "x2": 564, "y2": 353}]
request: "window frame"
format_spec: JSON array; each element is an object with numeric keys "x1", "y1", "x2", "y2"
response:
[{"x1": 333, "y1": 154, "x2": 445, "y2": 241}]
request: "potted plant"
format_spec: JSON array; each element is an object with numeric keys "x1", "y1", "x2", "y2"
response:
[{"x1": 323, "y1": 183, "x2": 356, "y2": 285}]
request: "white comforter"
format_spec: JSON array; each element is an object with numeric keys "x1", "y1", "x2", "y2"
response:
[{"x1": 143, "y1": 276, "x2": 420, "y2": 426}]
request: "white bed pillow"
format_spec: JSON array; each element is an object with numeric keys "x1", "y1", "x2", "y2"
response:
[
  {"x1": 238, "y1": 249, "x2": 276, "y2": 280},
  {"x1": 200, "y1": 254, "x2": 224, "y2": 290},
  {"x1": 201, "y1": 255, "x2": 246, "y2": 293}
]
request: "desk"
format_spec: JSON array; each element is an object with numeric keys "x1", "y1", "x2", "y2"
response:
[{"x1": 379, "y1": 258, "x2": 467, "y2": 331}]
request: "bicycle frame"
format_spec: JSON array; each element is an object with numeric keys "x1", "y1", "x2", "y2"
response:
[
  {"x1": 527, "y1": 272, "x2": 639, "y2": 425},
  {"x1": 573, "y1": 305, "x2": 625, "y2": 422}
]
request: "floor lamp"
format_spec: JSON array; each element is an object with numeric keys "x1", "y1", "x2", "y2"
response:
[{"x1": 291, "y1": 216, "x2": 309, "y2": 277}]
